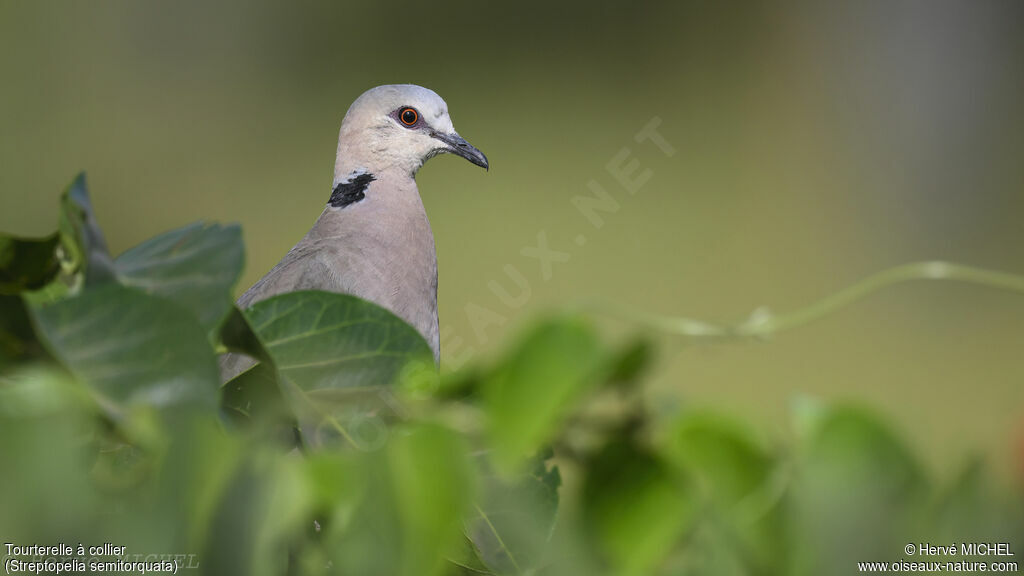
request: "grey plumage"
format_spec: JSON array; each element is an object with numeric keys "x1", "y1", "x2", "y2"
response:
[{"x1": 219, "y1": 85, "x2": 487, "y2": 382}]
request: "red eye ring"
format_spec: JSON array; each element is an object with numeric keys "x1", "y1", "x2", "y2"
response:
[{"x1": 399, "y1": 107, "x2": 418, "y2": 126}]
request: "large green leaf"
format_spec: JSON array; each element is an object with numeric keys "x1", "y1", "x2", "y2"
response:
[
  {"x1": 116, "y1": 222, "x2": 244, "y2": 334},
  {"x1": 30, "y1": 283, "x2": 219, "y2": 408},
  {"x1": 483, "y1": 317, "x2": 605, "y2": 471},
  {"x1": 244, "y1": 290, "x2": 433, "y2": 392},
  {"x1": 58, "y1": 173, "x2": 115, "y2": 286},
  {"x1": 237, "y1": 291, "x2": 433, "y2": 448},
  {"x1": 0, "y1": 233, "x2": 61, "y2": 294}
]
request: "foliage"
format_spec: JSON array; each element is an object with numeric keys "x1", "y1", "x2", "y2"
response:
[{"x1": 1, "y1": 175, "x2": 1021, "y2": 576}]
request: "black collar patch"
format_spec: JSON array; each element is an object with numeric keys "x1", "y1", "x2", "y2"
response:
[{"x1": 328, "y1": 172, "x2": 376, "y2": 208}]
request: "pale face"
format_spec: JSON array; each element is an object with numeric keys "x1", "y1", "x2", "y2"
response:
[{"x1": 337, "y1": 84, "x2": 488, "y2": 177}]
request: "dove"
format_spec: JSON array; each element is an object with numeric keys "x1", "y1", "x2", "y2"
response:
[{"x1": 221, "y1": 84, "x2": 487, "y2": 381}]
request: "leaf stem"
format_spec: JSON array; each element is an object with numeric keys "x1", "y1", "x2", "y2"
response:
[{"x1": 598, "y1": 261, "x2": 1024, "y2": 340}]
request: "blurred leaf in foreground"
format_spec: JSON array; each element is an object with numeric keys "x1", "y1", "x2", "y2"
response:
[
  {"x1": 0, "y1": 369, "x2": 98, "y2": 544},
  {"x1": 469, "y1": 451, "x2": 562, "y2": 575},
  {"x1": 605, "y1": 337, "x2": 654, "y2": 388},
  {"x1": 932, "y1": 458, "x2": 1024, "y2": 551},
  {"x1": 202, "y1": 448, "x2": 309, "y2": 576},
  {"x1": 328, "y1": 423, "x2": 476, "y2": 576},
  {"x1": 664, "y1": 410, "x2": 787, "y2": 573},
  {"x1": 665, "y1": 410, "x2": 773, "y2": 507},
  {"x1": 794, "y1": 405, "x2": 926, "y2": 574},
  {"x1": 799, "y1": 404, "x2": 924, "y2": 501},
  {"x1": 483, "y1": 316, "x2": 605, "y2": 471},
  {"x1": 582, "y1": 436, "x2": 696, "y2": 576}
]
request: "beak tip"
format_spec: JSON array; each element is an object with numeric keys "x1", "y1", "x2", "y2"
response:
[
  {"x1": 432, "y1": 130, "x2": 490, "y2": 172},
  {"x1": 465, "y1": 149, "x2": 489, "y2": 171},
  {"x1": 467, "y1": 147, "x2": 489, "y2": 171}
]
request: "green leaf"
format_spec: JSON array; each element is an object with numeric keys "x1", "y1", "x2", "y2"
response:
[
  {"x1": 30, "y1": 283, "x2": 219, "y2": 408},
  {"x1": 929, "y1": 459, "x2": 1024, "y2": 558},
  {"x1": 448, "y1": 537, "x2": 498, "y2": 575},
  {"x1": 582, "y1": 437, "x2": 696, "y2": 576},
  {"x1": 303, "y1": 450, "x2": 363, "y2": 515},
  {"x1": 287, "y1": 452, "x2": 366, "y2": 575},
  {"x1": 219, "y1": 362, "x2": 294, "y2": 435},
  {"x1": 238, "y1": 291, "x2": 433, "y2": 448},
  {"x1": 605, "y1": 337, "x2": 654, "y2": 387},
  {"x1": 201, "y1": 448, "x2": 308, "y2": 576},
  {"x1": 483, "y1": 316, "x2": 605, "y2": 471},
  {"x1": 933, "y1": 459, "x2": 998, "y2": 539},
  {"x1": 800, "y1": 405, "x2": 924, "y2": 498},
  {"x1": 116, "y1": 222, "x2": 244, "y2": 335},
  {"x1": 0, "y1": 366, "x2": 93, "y2": 419},
  {"x1": 0, "y1": 370, "x2": 100, "y2": 543},
  {"x1": 218, "y1": 307, "x2": 293, "y2": 433},
  {"x1": 794, "y1": 404, "x2": 926, "y2": 572},
  {"x1": 469, "y1": 453, "x2": 562, "y2": 575},
  {"x1": 664, "y1": 411, "x2": 787, "y2": 573},
  {"x1": 244, "y1": 290, "x2": 433, "y2": 392},
  {"x1": 58, "y1": 173, "x2": 116, "y2": 286},
  {"x1": 220, "y1": 306, "x2": 274, "y2": 365},
  {"x1": 328, "y1": 423, "x2": 476, "y2": 576},
  {"x1": 665, "y1": 411, "x2": 773, "y2": 507},
  {"x1": 391, "y1": 424, "x2": 478, "y2": 576},
  {"x1": 0, "y1": 233, "x2": 61, "y2": 294},
  {"x1": 942, "y1": 463, "x2": 1024, "y2": 555},
  {"x1": 0, "y1": 174, "x2": 109, "y2": 301},
  {"x1": 21, "y1": 278, "x2": 70, "y2": 306}
]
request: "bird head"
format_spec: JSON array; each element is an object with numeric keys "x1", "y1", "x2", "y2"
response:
[{"x1": 335, "y1": 84, "x2": 488, "y2": 180}]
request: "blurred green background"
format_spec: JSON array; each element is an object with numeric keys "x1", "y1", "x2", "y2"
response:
[{"x1": 2, "y1": 1, "x2": 1022, "y2": 478}]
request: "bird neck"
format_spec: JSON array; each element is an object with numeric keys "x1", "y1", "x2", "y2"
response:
[
  {"x1": 325, "y1": 168, "x2": 429, "y2": 222},
  {"x1": 313, "y1": 170, "x2": 440, "y2": 359},
  {"x1": 334, "y1": 135, "x2": 422, "y2": 183}
]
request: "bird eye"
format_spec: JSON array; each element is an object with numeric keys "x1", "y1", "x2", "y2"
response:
[{"x1": 399, "y1": 107, "x2": 418, "y2": 126}]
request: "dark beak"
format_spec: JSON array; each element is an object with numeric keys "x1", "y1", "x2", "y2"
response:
[{"x1": 431, "y1": 131, "x2": 489, "y2": 170}]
